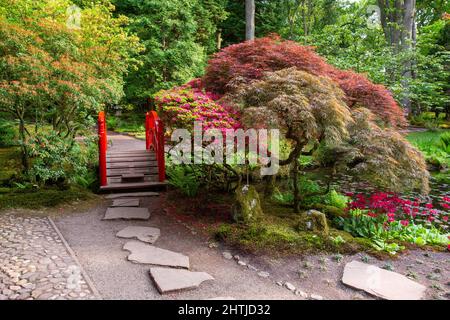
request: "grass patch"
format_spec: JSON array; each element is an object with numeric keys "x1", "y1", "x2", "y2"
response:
[
  {"x1": 406, "y1": 130, "x2": 445, "y2": 146},
  {"x1": 406, "y1": 130, "x2": 450, "y2": 169},
  {"x1": 0, "y1": 187, "x2": 94, "y2": 210}
]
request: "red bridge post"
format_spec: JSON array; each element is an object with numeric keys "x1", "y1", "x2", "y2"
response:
[
  {"x1": 146, "y1": 111, "x2": 165, "y2": 182},
  {"x1": 98, "y1": 111, "x2": 107, "y2": 187}
]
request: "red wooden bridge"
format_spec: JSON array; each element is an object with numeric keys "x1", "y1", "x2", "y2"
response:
[{"x1": 97, "y1": 111, "x2": 166, "y2": 192}]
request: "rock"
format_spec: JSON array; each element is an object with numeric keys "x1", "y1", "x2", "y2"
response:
[
  {"x1": 103, "y1": 207, "x2": 150, "y2": 220},
  {"x1": 310, "y1": 294, "x2": 323, "y2": 300},
  {"x1": 38, "y1": 258, "x2": 52, "y2": 265},
  {"x1": 36, "y1": 292, "x2": 53, "y2": 300},
  {"x1": 116, "y1": 226, "x2": 160, "y2": 244},
  {"x1": 9, "y1": 286, "x2": 21, "y2": 291},
  {"x1": 295, "y1": 289, "x2": 308, "y2": 298},
  {"x1": 149, "y1": 267, "x2": 214, "y2": 294},
  {"x1": 284, "y1": 282, "x2": 296, "y2": 291},
  {"x1": 233, "y1": 255, "x2": 240, "y2": 261},
  {"x1": 123, "y1": 241, "x2": 189, "y2": 269},
  {"x1": 222, "y1": 252, "x2": 233, "y2": 260},
  {"x1": 2, "y1": 289, "x2": 12, "y2": 295},
  {"x1": 111, "y1": 198, "x2": 140, "y2": 207},
  {"x1": 208, "y1": 242, "x2": 218, "y2": 248},
  {"x1": 237, "y1": 261, "x2": 247, "y2": 267},
  {"x1": 232, "y1": 185, "x2": 263, "y2": 224},
  {"x1": 295, "y1": 210, "x2": 329, "y2": 235},
  {"x1": 276, "y1": 281, "x2": 283, "y2": 286},
  {"x1": 342, "y1": 261, "x2": 427, "y2": 300},
  {"x1": 257, "y1": 271, "x2": 270, "y2": 278},
  {"x1": 31, "y1": 290, "x2": 43, "y2": 299},
  {"x1": 247, "y1": 264, "x2": 258, "y2": 271}
]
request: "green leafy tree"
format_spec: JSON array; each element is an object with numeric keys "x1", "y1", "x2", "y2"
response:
[
  {"x1": 115, "y1": 0, "x2": 227, "y2": 106},
  {"x1": 0, "y1": 0, "x2": 140, "y2": 179}
]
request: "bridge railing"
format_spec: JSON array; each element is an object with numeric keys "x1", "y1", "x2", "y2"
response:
[
  {"x1": 98, "y1": 111, "x2": 108, "y2": 187},
  {"x1": 145, "y1": 111, "x2": 166, "y2": 182}
]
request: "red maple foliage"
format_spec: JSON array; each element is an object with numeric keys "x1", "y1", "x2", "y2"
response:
[{"x1": 203, "y1": 35, "x2": 406, "y2": 127}]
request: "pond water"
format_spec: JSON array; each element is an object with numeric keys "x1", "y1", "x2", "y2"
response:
[{"x1": 300, "y1": 169, "x2": 450, "y2": 231}]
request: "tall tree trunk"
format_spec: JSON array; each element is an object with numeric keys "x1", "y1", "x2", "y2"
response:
[
  {"x1": 378, "y1": 0, "x2": 417, "y2": 116},
  {"x1": 245, "y1": 0, "x2": 255, "y2": 40}
]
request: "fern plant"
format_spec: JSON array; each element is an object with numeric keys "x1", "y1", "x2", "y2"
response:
[{"x1": 166, "y1": 165, "x2": 201, "y2": 197}]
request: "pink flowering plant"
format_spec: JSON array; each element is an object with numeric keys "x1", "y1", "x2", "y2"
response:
[
  {"x1": 154, "y1": 80, "x2": 240, "y2": 134},
  {"x1": 336, "y1": 192, "x2": 450, "y2": 253},
  {"x1": 345, "y1": 192, "x2": 450, "y2": 228}
]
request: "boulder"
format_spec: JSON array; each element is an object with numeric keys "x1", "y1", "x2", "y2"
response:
[
  {"x1": 232, "y1": 185, "x2": 263, "y2": 224},
  {"x1": 295, "y1": 209, "x2": 329, "y2": 235},
  {"x1": 342, "y1": 261, "x2": 427, "y2": 300}
]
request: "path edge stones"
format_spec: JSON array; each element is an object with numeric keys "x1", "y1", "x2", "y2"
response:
[{"x1": 47, "y1": 217, "x2": 102, "y2": 299}]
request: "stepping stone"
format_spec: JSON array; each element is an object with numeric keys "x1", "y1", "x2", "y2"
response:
[
  {"x1": 103, "y1": 208, "x2": 150, "y2": 220},
  {"x1": 116, "y1": 226, "x2": 160, "y2": 244},
  {"x1": 111, "y1": 198, "x2": 140, "y2": 207},
  {"x1": 149, "y1": 267, "x2": 214, "y2": 294},
  {"x1": 105, "y1": 192, "x2": 159, "y2": 199},
  {"x1": 123, "y1": 241, "x2": 189, "y2": 269},
  {"x1": 342, "y1": 261, "x2": 426, "y2": 300}
]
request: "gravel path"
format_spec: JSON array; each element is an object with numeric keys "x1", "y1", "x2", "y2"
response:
[
  {"x1": 53, "y1": 133, "x2": 296, "y2": 299},
  {"x1": 0, "y1": 214, "x2": 98, "y2": 300},
  {"x1": 54, "y1": 196, "x2": 296, "y2": 300}
]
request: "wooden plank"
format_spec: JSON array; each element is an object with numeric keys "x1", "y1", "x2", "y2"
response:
[
  {"x1": 107, "y1": 175, "x2": 158, "y2": 184},
  {"x1": 100, "y1": 181, "x2": 167, "y2": 192},
  {"x1": 107, "y1": 157, "x2": 156, "y2": 164},
  {"x1": 108, "y1": 149, "x2": 150, "y2": 153},
  {"x1": 106, "y1": 151, "x2": 155, "y2": 158},
  {"x1": 106, "y1": 161, "x2": 157, "y2": 169},
  {"x1": 106, "y1": 167, "x2": 158, "y2": 177}
]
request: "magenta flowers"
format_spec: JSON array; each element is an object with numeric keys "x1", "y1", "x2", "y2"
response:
[
  {"x1": 346, "y1": 192, "x2": 450, "y2": 228},
  {"x1": 154, "y1": 80, "x2": 241, "y2": 134}
]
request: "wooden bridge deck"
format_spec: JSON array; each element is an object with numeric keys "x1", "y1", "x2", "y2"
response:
[{"x1": 100, "y1": 149, "x2": 167, "y2": 192}]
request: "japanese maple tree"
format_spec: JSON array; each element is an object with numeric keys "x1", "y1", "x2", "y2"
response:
[{"x1": 203, "y1": 35, "x2": 406, "y2": 127}]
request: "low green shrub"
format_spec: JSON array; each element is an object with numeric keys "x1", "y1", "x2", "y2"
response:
[
  {"x1": 407, "y1": 130, "x2": 450, "y2": 169},
  {"x1": 324, "y1": 190, "x2": 349, "y2": 209},
  {"x1": 166, "y1": 165, "x2": 202, "y2": 197}
]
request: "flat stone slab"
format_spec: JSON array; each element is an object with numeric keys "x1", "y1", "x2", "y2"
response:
[
  {"x1": 149, "y1": 267, "x2": 214, "y2": 294},
  {"x1": 103, "y1": 207, "x2": 150, "y2": 220},
  {"x1": 105, "y1": 192, "x2": 159, "y2": 199},
  {"x1": 342, "y1": 261, "x2": 427, "y2": 300},
  {"x1": 111, "y1": 198, "x2": 140, "y2": 207},
  {"x1": 123, "y1": 241, "x2": 189, "y2": 269},
  {"x1": 116, "y1": 226, "x2": 160, "y2": 244}
]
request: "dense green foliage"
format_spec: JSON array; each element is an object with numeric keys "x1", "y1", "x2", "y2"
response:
[
  {"x1": 407, "y1": 130, "x2": 450, "y2": 169},
  {"x1": 0, "y1": 0, "x2": 140, "y2": 185},
  {"x1": 113, "y1": 0, "x2": 228, "y2": 106}
]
